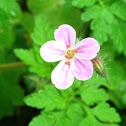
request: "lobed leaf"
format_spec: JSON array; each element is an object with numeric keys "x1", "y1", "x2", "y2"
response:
[
  {"x1": 80, "y1": 86, "x2": 109, "y2": 105},
  {"x1": 31, "y1": 15, "x2": 54, "y2": 46},
  {"x1": 24, "y1": 85, "x2": 66, "y2": 110},
  {"x1": 111, "y1": 1, "x2": 126, "y2": 21},
  {"x1": 93, "y1": 103, "x2": 121, "y2": 123},
  {"x1": 72, "y1": 0, "x2": 98, "y2": 8},
  {"x1": 14, "y1": 49, "x2": 38, "y2": 65},
  {"x1": 80, "y1": 115, "x2": 119, "y2": 126},
  {"x1": 67, "y1": 103, "x2": 84, "y2": 126},
  {"x1": 29, "y1": 111, "x2": 71, "y2": 126}
]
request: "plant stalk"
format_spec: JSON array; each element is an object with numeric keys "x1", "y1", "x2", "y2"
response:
[{"x1": 0, "y1": 62, "x2": 26, "y2": 70}]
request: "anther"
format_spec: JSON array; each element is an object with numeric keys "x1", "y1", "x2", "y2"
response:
[
  {"x1": 65, "y1": 62, "x2": 70, "y2": 65},
  {"x1": 73, "y1": 49, "x2": 78, "y2": 53},
  {"x1": 67, "y1": 45, "x2": 70, "y2": 49}
]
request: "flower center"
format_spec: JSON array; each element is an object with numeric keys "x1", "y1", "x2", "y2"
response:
[
  {"x1": 65, "y1": 46, "x2": 78, "y2": 65},
  {"x1": 65, "y1": 50, "x2": 74, "y2": 59}
]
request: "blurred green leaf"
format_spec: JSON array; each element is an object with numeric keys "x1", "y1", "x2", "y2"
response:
[
  {"x1": 27, "y1": 0, "x2": 50, "y2": 14},
  {"x1": 85, "y1": 59, "x2": 125, "y2": 90},
  {"x1": 27, "y1": 0, "x2": 83, "y2": 31},
  {"x1": 81, "y1": 5, "x2": 101, "y2": 21},
  {"x1": 72, "y1": 0, "x2": 98, "y2": 8},
  {"x1": 110, "y1": 81, "x2": 126, "y2": 109},
  {"x1": 0, "y1": 67, "x2": 26, "y2": 119},
  {"x1": 31, "y1": 15, "x2": 54, "y2": 46},
  {"x1": 0, "y1": 0, "x2": 22, "y2": 22},
  {"x1": 0, "y1": 94, "x2": 14, "y2": 119},
  {"x1": 21, "y1": 12, "x2": 35, "y2": 33},
  {"x1": 111, "y1": 1, "x2": 126, "y2": 21},
  {"x1": 0, "y1": 9, "x2": 15, "y2": 49},
  {"x1": 111, "y1": 19, "x2": 126, "y2": 56}
]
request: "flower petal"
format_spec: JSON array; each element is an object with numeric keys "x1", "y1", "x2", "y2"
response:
[
  {"x1": 71, "y1": 59, "x2": 93, "y2": 80},
  {"x1": 40, "y1": 40, "x2": 66, "y2": 62},
  {"x1": 51, "y1": 60, "x2": 74, "y2": 89},
  {"x1": 54, "y1": 24, "x2": 76, "y2": 47},
  {"x1": 75, "y1": 37, "x2": 100, "y2": 60}
]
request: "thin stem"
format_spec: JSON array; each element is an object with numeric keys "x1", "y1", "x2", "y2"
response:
[
  {"x1": 105, "y1": 77, "x2": 112, "y2": 86},
  {"x1": 0, "y1": 62, "x2": 26, "y2": 70}
]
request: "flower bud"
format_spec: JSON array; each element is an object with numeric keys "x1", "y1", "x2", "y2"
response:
[{"x1": 91, "y1": 57, "x2": 111, "y2": 86}]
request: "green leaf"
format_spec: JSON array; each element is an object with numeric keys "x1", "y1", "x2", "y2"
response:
[
  {"x1": 93, "y1": 103, "x2": 121, "y2": 123},
  {"x1": 79, "y1": 102, "x2": 120, "y2": 126},
  {"x1": 110, "y1": 80, "x2": 126, "y2": 109},
  {"x1": 99, "y1": 42, "x2": 116, "y2": 60},
  {"x1": 81, "y1": 5, "x2": 114, "y2": 44},
  {"x1": 31, "y1": 15, "x2": 54, "y2": 46},
  {"x1": 0, "y1": 9, "x2": 15, "y2": 49},
  {"x1": 111, "y1": 19, "x2": 126, "y2": 56},
  {"x1": 0, "y1": 44, "x2": 26, "y2": 119},
  {"x1": 27, "y1": 0, "x2": 49, "y2": 14},
  {"x1": 72, "y1": 78, "x2": 82, "y2": 89},
  {"x1": 72, "y1": 0, "x2": 98, "y2": 8},
  {"x1": 29, "y1": 63, "x2": 52, "y2": 78},
  {"x1": 80, "y1": 115, "x2": 119, "y2": 126},
  {"x1": 14, "y1": 47, "x2": 53, "y2": 78},
  {"x1": 21, "y1": 12, "x2": 35, "y2": 33},
  {"x1": 54, "y1": 111, "x2": 71, "y2": 126},
  {"x1": 0, "y1": 67, "x2": 25, "y2": 119},
  {"x1": 28, "y1": 111, "x2": 55, "y2": 126},
  {"x1": 111, "y1": 1, "x2": 126, "y2": 21},
  {"x1": 24, "y1": 85, "x2": 66, "y2": 110},
  {"x1": 80, "y1": 86, "x2": 109, "y2": 105},
  {"x1": 27, "y1": 0, "x2": 83, "y2": 31},
  {"x1": 29, "y1": 111, "x2": 71, "y2": 126},
  {"x1": 81, "y1": 5, "x2": 101, "y2": 21},
  {"x1": 0, "y1": 27, "x2": 15, "y2": 49},
  {"x1": 67, "y1": 103, "x2": 84, "y2": 126},
  {"x1": 14, "y1": 49, "x2": 38, "y2": 65},
  {"x1": 90, "y1": 17, "x2": 110, "y2": 44},
  {"x1": 0, "y1": 94, "x2": 14, "y2": 119},
  {"x1": 0, "y1": 9, "x2": 9, "y2": 29},
  {"x1": 0, "y1": 0, "x2": 21, "y2": 21}
]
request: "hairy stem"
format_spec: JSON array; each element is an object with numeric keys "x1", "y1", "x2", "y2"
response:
[{"x1": 0, "y1": 62, "x2": 26, "y2": 70}]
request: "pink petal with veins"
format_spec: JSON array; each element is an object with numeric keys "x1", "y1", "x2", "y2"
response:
[
  {"x1": 51, "y1": 60, "x2": 74, "y2": 89},
  {"x1": 40, "y1": 40, "x2": 65, "y2": 62},
  {"x1": 75, "y1": 38, "x2": 100, "y2": 60},
  {"x1": 71, "y1": 59, "x2": 93, "y2": 80},
  {"x1": 54, "y1": 24, "x2": 76, "y2": 47}
]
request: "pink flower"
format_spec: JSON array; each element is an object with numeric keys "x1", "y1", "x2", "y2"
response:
[{"x1": 40, "y1": 24, "x2": 100, "y2": 89}]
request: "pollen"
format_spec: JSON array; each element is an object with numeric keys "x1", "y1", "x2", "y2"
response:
[{"x1": 65, "y1": 50, "x2": 74, "y2": 59}]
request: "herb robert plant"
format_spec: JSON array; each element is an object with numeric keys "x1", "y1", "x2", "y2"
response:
[{"x1": 40, "y1": 24, "x2": 100, "y2": 89}]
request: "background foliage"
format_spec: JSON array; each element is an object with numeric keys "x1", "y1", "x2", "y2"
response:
[{"x1": 0, "y1": 0, "x2": 126, "y2": 126}]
